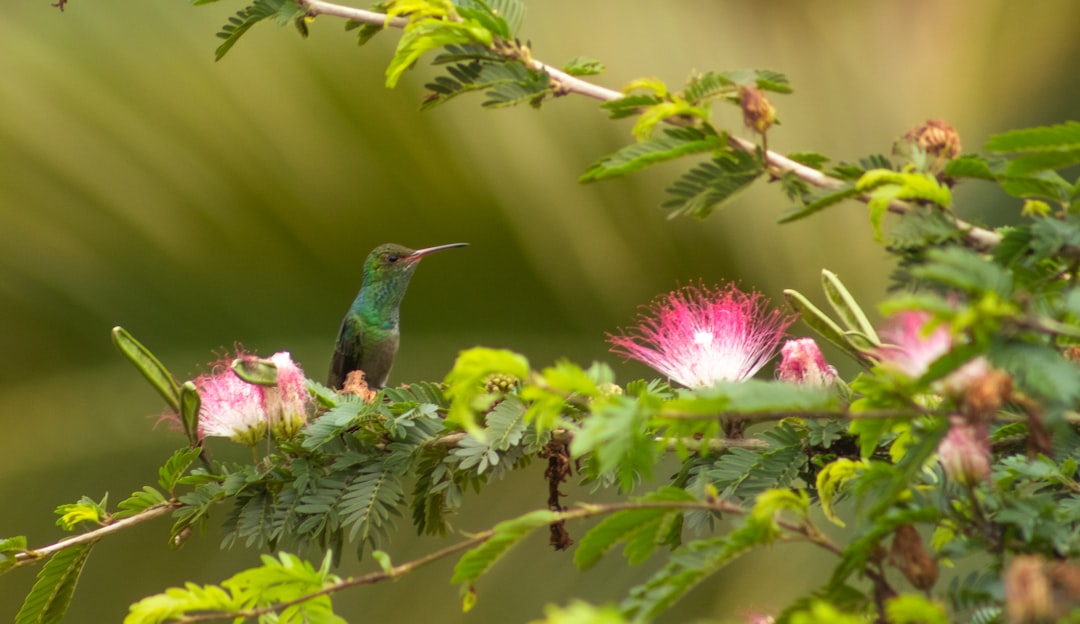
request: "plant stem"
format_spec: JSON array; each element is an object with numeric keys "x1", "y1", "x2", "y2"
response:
[{"x1": 295, "y1": 0, "x2": 1002, "y2": 249}]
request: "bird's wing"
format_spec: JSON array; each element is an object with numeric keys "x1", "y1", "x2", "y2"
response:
[{"x1": 328, "y1": 321, "x2": 362, "y2": 389}]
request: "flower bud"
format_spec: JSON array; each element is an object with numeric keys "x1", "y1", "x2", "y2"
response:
[
  {"x1": 937, "y1": 415, "x2": 991, "y2": 486},
  {"x1": 903, "y1": 119, "x2": 962, "y2": 160},
  {"x1": 740, "y1": 86, "x2": 776, "y2": 134},
  {"x1": 890, "y1": 524, "x2": 938, "y2": 591},
  {"x1": 776, "y1": 338, "x2": 838, "y2": 387},
  {"x1": 483, "y1": 372, "x2": 520, "y2": 394},
  {"x1": 1005, "y1": 555, "x2": 1053, "y2": 624}
]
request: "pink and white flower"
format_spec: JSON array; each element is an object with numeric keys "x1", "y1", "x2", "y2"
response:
[
  {"x1": 608, "y1": 282, "x2": 796, "y2": 388},
  {"x1": 876, "y1": 311, "x2": 952, "y2": 378},
  {"x1": 776, "y1": 338, "x2": 838, "y2": 387},
  {"x1": 263, "y1": 351, "x2": 309, "y2": 438},
  {"x1": 195, "y1": 361, "x2": 269, "y2": 446},
  {"x1": 195, "y1": 351, "x2": 310, "y2": 445}
]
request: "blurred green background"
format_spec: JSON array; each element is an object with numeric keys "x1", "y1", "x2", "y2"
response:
[{"x1": 3, "y1": 1, "x2": 1079, "y2": 621}]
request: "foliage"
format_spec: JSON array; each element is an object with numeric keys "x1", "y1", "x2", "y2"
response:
[{"x1": 14, "y1": 0, "x2": 1080, "y2": 623}]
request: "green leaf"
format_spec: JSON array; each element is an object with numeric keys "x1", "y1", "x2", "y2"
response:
[
  {"x1": 387, "y1": 18, "x2": 494, "y2": 88},
  {"x1": 1000, "y1": 171, "x2": 1072, "y2": 202},
  {"x1": 15, "y1": 543, "x2": 94, "y2": 624},
  {"x1": 0, "y1": 536, "x2": 29, "y2": 575},
  {"x1": 111, "y1": 327, "x2": 180, "y2": 412},
  {"x1": 816, "y1": 458, "x2": 865, "y2": 527},
  {"x1": 452, "y1": 510, "x2": 560, "y2": 585},
  {"x1": 214, "y1": 0, "x2": 305, "y2": 61},
  {"x1": 600, "y1": 94, "x2": 663, "y2": 120},
  {"x1": 662, "y1": 149, "x2": 764, "y2": 219},
  {"x1": 574, "y1": 487, "x2": 696, "y2": 570},
  {"x1": 631, "y1": 100, "x2": 709, "y2": 142},
  {"x1": 1006, "y1": 149, "x2": 1080, "y2": 176},
  {"x1": 159, "y1": 447, "x2": 203, "y2": 494},
  {"x1": 778, "y1": 185, "x2": 860, "y2": 223},
  {"x1": 444, "y1": 347, "x2": 531, "y2": 441},
  {"x1": 663, "y1": 380, "x2": 837, "y2": 417},
  {"x1": 884, "y1": 595, "x2": 949, "y2": 624},
  {"x1": 563, "y1": 56, "x2": 605, "y2": 76},
  {"x1": 986, "y1": 121, "x2": 1080, "y2": 153},
  {"x1": 580, "y1": 127, "x2": 727, "y2": 183},
  {"x1": 116, "y1": 487, "x2": 168, "y2": 519},
  {"x1": 54, "y1": 496, "x2": 106, "y2": 531},
  {"x1": 910, "y1": 247, "x2": 1013, "y2": 297},
  {"x1": 572, "y1": 395, "x2": 659, "y2": 491},
  {"x1": 941, "y1": 154, "x2": 998, "y2": 180}
]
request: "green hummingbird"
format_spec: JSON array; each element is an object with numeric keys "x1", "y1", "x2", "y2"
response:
[{"x1": 328, "y1": 242, "x2": 468, "y2": 390}]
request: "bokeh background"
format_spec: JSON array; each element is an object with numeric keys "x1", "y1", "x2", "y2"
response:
[{"x1": 3, "y1": 1, "x2": 1079, "y2": 621}]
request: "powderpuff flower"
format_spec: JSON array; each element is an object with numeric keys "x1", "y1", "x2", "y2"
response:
[
  {"x1": 937, "y1": 415, "x2": 991, "y2": 487},
  {"x1": 196, "y1": 351, "x2": 310, "y2": 445},
  {"x1": 608, "y1": 283, "x2": 796, "y2": 388},
  {"x1": 776, "y1": 338, "x2": 838, "y2": 387},
  {"x1": 195, "y1": 361, "x2": 269, "y2": 446},
  {"x1": 876, "y1": 311, "x2": 952, "y2": 378},
  {"x1": 263, "y1": 351, "x2": 309, "y2": 438}
]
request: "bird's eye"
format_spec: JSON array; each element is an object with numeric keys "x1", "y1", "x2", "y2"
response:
[{"x1": 387, "y1": 254, "x2": 399, "y2": 263}]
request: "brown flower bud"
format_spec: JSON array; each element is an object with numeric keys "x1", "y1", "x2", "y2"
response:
[
  {"x1": 740, "y1": 86, "x2": 776, "y2": 134},
  {"x1": 890, "y1": 524, "x2": 938, "y2": 591},
  {"x1": 1005, "y1": 555, "x2": 1053, "y2": 624},
  {"x1": 903, "y1": 119, "x2": 962, "y2": 160}
]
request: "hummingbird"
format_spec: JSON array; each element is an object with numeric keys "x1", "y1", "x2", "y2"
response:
[{"x1": 328, "y1": 242, "x2": 468, "y2": 390}]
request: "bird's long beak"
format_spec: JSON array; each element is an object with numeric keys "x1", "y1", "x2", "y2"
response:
[{"x1": 408, "y1": 242, "x2": 469, "y2": 259}]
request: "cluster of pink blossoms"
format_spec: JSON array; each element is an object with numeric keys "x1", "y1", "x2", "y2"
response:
[
  {"x1": 875, "y1": 310, "x2": 997, "y2": 485},
  {"x1": 608, "y1": 282, "x2": 834, "y2": 388},
  {"x1": 195, "y1": 351, "x2": 309, "y2": 446}
]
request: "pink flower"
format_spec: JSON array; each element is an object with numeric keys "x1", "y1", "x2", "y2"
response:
[
  {"x1": 876, "y1": 311, "x2": 952, "y2": 378},
  {"x1": 776, "y1": 338, "x2": 838, "y2": 387},
  {"x1": 195, "y1": 351, "x2": 310, "y2": 445},
  {"x1": 263, "y1": 351, "x2": 309, "y2": 438},
  {"x1": 196, "y1": 361, "x2": 269, "y2": 446},
  {"x1": 608, "y1": 283, "x2": 796, "y2": 388},
  {"x1": 937, "y1": 415, "x2": 991, "y2": 486}
]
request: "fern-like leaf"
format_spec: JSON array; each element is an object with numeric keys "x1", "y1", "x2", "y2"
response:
[
  {"x1": 580, "y1": 127, "x2": 727, "y2": 183},
  {"x1": 662, "y1": 149, "x2": 763, "y2": 219},
  {"x1": 215, "y1": 0, "x2": 305, "y2": 61},
  {"x1": 15, "y1": 543, "x2": 95, "y2": 624}
]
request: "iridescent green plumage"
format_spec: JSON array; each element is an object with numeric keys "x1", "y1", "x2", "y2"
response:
[{"x1": 329, "y1": 242, "x2": 467, "y2": 390}]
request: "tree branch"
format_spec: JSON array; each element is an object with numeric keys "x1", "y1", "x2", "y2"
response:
[
  {"x1": 296, "y1": 0, "x2": 1002, "y2": 249},
  {"x1": 176, "y1": 498, "x2": 839, "y2": 622},
  {"x1": 13, "y1": 501, "x2": 180, "y2": 567}
]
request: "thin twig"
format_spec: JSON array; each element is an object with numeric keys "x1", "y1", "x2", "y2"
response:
[
  {"x1": 296, "y1": 0, "x2": 1002, "y2": 248},
  {"x1": 13, "y1": 502, "x2": 180, "y2": 566},
  {"x1": 175, "y1": 498, "x2": 840, "y2": 622}
]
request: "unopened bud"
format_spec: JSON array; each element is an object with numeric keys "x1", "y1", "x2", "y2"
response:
[
  {"x1": 776, "y1": 338, "x2": 838, "y2": 387},
  {"x1": 890, "y1": 524, "x2": 938, "y2": 591},
  {"x1": 1005, "y1": 555, "x2": 1053, "y2": 624},
  {"x1": 740, "y1": 86, "x2": 776, "y2": 134},
  {"x1": 483, "y1": 372, "x2": 520, "y2": 394},
  {"x1": 903, "y1": 119, "x2": 962, "y2": 160},
  {"x1": 935, "y1": 357, "x2": 1013, "y2": 419},
  {"x1": 938, "y1": 415, "x2": 991, "y2": 487}
]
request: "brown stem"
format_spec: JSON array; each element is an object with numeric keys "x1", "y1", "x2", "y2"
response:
[{"x1": 295, "y1": 0, "x2": 1002, "y2": 249}]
